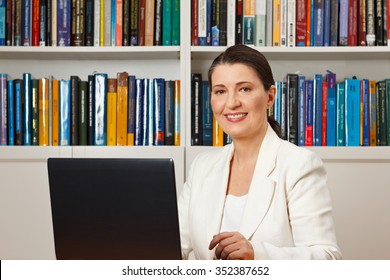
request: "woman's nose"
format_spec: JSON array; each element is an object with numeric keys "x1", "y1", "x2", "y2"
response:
[{"x1": 226, "y1": 91, "x2": 240, "y2": 108}]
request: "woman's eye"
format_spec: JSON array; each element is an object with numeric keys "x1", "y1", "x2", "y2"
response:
[
  {"x1": 239, "y1": 87, "x2": 251, "y2": 93},
  {"x1": 214, "y1": 89, "x2": 225, "y2": 95}
]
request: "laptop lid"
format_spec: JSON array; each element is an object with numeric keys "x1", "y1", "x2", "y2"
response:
[{"x1": 47, "y1": 158, "x2": 181, "y2": 260}]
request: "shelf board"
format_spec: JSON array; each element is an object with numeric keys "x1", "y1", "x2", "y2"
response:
[
  {"x1": 0, "y1": 46, "x2": 181, "y2": 60},
  {"x1": 191, "y1": 46, "x2": 390, "y2": 61},
  {"x1": 0, "y1": 146, "x2": 72, "y2": 160}
]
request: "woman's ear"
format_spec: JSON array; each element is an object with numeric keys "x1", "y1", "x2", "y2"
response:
[{"x1": 266, "y1": 85, "x2": 276, "y2": 109}]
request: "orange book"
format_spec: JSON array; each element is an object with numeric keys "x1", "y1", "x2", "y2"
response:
[
  {"x1": 273, "y1": 0, "x2": 281, "y2": 46},
  {"x1": 369, "y1": 80, "x2": 377, "y2": 146},
  {"x1": 144, "y1": 0, "x2": 155, "y2": 46},
  {"x1": 174, "y1": 80, "x2": 180, "y2": 146},
  {"x1": 116, "y1": 72, "x2": 128, "y2": 145},
  {"x1": 107, "y1": 78, "x2": 117, "y2": 146},
  {"x1": 212, "y1": 116, "x2": 224, "y2": 146},
  {"x1": 39, "y1": 78, "x2": 49, "y2": 146},
  {"x1": 306, "y1": 0, "x2": 311, "y2": 46},
  {"x1": 52, "y1": 79, "x2": 60, "y2": 146},
  {"x1": 116, "y1": 0, "x2": 123, "y2": 46}
]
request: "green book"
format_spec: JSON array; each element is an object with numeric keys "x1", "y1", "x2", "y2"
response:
[
  {"x1": 162, "y1": 0, "x2": 172, "y2": 45},
  {"x1": 78, "y1": 81, "x2": 88, "y2": 145},
  {"x1": 336, "y1": 83, "x2": 345, "y2": 146},
  {"x1": 172, "y1": 0, "x2": 180, "y2": 45}
]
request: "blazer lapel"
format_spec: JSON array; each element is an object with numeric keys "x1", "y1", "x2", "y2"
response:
[{"x1": 239, "y1": 126, "x2": 281, "y2": 239}]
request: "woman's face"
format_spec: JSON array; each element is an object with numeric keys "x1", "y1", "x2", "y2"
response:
[{"x1": 210, "y1": 63, "x2": 275, "y2": 141}]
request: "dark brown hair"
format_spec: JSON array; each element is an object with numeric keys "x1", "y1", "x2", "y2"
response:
[{"x1": 208, "y1": 44, "x2": 281, "y2": 137}]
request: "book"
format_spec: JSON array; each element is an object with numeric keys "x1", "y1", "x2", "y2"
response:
[
  {"x1": 32, "y1": 79, "x2": 39, "y2": 146},
  {"x1": 7, "y1": 80, "x2": 14, "y2": 145},
  {"x1": 14, "y1": 79, "x2": 23, "y2": 145},
  {"x1": 323, "y1": 0, "x2": 331, "y2": 46},
  {"x1": 22, "y1": 0, "x2": 32, "y2": 46},
  {"x1": 366, "y1": 0, "x2": 376, "y2": 46},
  {"x1": 321, "y1": 81, "x2": 327, "y2": 146},
  {"x1": 145, "y1": 78, "x2": 153, "y2": 145},
  {"x1": 144, "y1": 0, "x2": 155, "y2": 46},
  {"x1": 286, "y1": 73, "x2": 298, "y2": 145},
  {"x1": 107, "y1": 78, "x2": 117, "y2": 146},
  {"x1": 71, "y1": 0, "x2": 86, "y2": 46},
  {"x1": 386, "y1": 79, "x2": 390, "y2": 145},
  {"x1": 280, "y1": 81, "x2": 287, "y2": 140},
  {"x1": 274, "y1": 81, "x2": 282, "y2": 125},
  {"x1": 130, "y1": 0, "x2": 139, "y2": 45},
  {"x1": 376, "y1": 0, "x2": 384, "y2": 45},
  {"x1": 297, "y1": 75, "x2": 306, "y2": 146},
  {"x1": 134, "y1": 78, "x2": 144, "y2": 146},
  {"x1": 122, "y1": 0, "x2": 130, "y2": 45},
  {"x1": 191, "y1": 0, "x2": 198, "y2": 45},
  {"x1": 326, "y1": 71, "x2": 336, "y2": 146},
  {"x1": 287, "y1": 0, "x2": 296, "y2": 47},
  {"x1": 14, "y1": 0, "x2": 22, "y2": 46},
  {"x1": 116, "y1": 0, "x2": 123, "y2": 46},
  {"x1": 296, "y1": 0, "x2": 307, "y2": 46},
  {"x1": 162, "y1": 0, "x2": 172, "y2": 45},
  {"x1": 174, "y1": 79, "x2": 180, "y2": 146},
  {"x1": 243, "y1": 0, "x2": 255, "y2": 45},
  {"x1": 330, "y1": 0, "x2": 339, "y2": 46},
  {"x1": 0, "y1": 1, "x2": 5, "y2": 46},
  {"x1": 255, "y1": 0, "x2": 266, "y2": 46},
  {"x1": 313, "y1": 0, "x2": 324, "y2": 46},
  {"x1": 376, "y1": 80, "x2": 386, "y2": 145},
  {"x1": 138, "y1": 0, "x2": 145, "y2": 45},
  {"x1": 227, "y1": 0, "x2": 235, "y2": 46},
  {"x1": 212, "y1": 115, "x2": 223, "y2": 146},
  {"x1": 127, "y1": 75, "x2": 136, "y2": 145},
  {"x1": 153, "y1": 78, "x2": 165, "y2": 145},
  {"x1": 52, "y1": 0, "x2": 57, "y2": 46},
  {"x1": 70, "y1": 75, "x2": 80, "y2": 145},
  {"x1": 211, "y1": 0, "x2": 219, "y2": 45},
  {"x1": 313, "y1": 74, "x2": 323, "y2": 146},
  {"x1": 347, "y1": 0, "x2": 358, "y2": 46},
  {"x1": 361, "y1": 79, "x2": 370, "y2": 146},
  {"x1": 40, "y1": 0, "x2": 48, "y2": 46},
  {"x1": 52, "y1": 79, "x2": 59, "y2": 146},
  {"x1": 369, "y1": 80, "x2": 377, "y2": 146},
  {"x1": 336, "y1": 83, "x2": 345, "y2": 146},
  {"x1": 171, "y1": 0, "x2": 180, "y2": 45},
  {"x1": 85, "y1": 0, "x2": 94, "y2": 46},
  {"x1": 0, "y1": 74, "x2": 7, "y2": 145},
  {"x1": 78, "y1": 80, "x2": 88, "y2": 145},
  {"x1": 236, "y1": 0, "x2": 243, "y2": 44},
  {"x1": 344, "y1": 77, "x2": 361, "y2": 146},
  {"x1": 219, "y1": 0, "x2": 227, "y2": 46},
  {"x1": 93, "y1": 0, "x2": 100, "y2": 46},
  {"x1": 94, "y1": 73, "x2": 107, "y2": 146},
  {"x1": 57, "y1": 0, "x2": 71, "y2": 46},
  {"x1": 39, "y1": 78, "x2": 49, "y2": 146},
  {"x1": 164, "y1": 80, "x2": 174, "y2": 145},
  {"x1": 154, "y1": 0, "x2": 162, "y2": 45},
  {"x1": 280, "y1": 0, "x2": 287, "y2": 46},
  {"x1": 117, "y1": 72, "x2": 128, "y2": 146},
  {"x1": 87, "y1": 74, "x2": 95, "y2": 145},
  {"x1": 32, "y1": 0, "x2": 40, "y2": 46},
  {"x1": 48, "y1": 75, "x2": 53, "y2": 145},
  {"x1": 23, "y1": 73, "x2": 32, "y2": 145},
  {"x1": 272, "y1": 0, "x2": 280, "y2": 46},
  {"x1": 338, "y1": 0, "x2": 348, "y2": 46},
  {"x1": 191, "y1": 73, "x2": 203, "y2": 145},
  {"x1": 202, "y1": 81, "x2": 212, "y2": 146},
  {"x1": 59, "y1": 79, "x2": 71, "y2": 146},
  {"x1": 358, "y1": 0, "x2": 366, "y2": 46}
]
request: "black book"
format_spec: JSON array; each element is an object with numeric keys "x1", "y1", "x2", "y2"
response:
[
  {"x1": 235, "y1": 0, "x2": 243, "y2": 45},
  {"x1": 85, "y1": 0, "x2": 94, "y2": 46},
  {"x1": 164, "y1": 80, "x2": 174, "y2": 145},
  {"x1": 87, "y1": 75, "x2": 95, "y2": 146},
  {"x1": 130, "y1": 0, "x2": 139, "y2": 45},
  {"x1": 123, "y1": 0, "x2": 130, "y2": 45},
  {"x1": 286, "y1": 74, "x2": 299, "y2": 145},
  {"x1": 219, "y1": 0, "x2": 227, "y2": 46},
  {"x1": 46, "y1": 0, "x2": 52, "y2": 46},
  {"x1": 70, "y1": 76, "x2": 80, "y2": 145},
  {"x1": 191, "y1": 73, "x2": 203, "y2": 146},
  {"x1": 154, "y1": 0, "x2": 162, "y2": 45}
]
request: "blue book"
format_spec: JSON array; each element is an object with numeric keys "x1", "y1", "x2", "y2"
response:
[
  {"x1": 153, "y1": 78, "x2": 165, "y2": 145},
  {"x1": 310, "y1": 0, "x2": 315, "y2": 46},
  {"x1": 338, "y1": 0, "x2": 348, "y2": 46},
  {"x1": 135, "y1": 79, "x2": 144, "y2": 146},
  {"x1": 313, "y1": 0, "x2": 324, "y2": 46},
  {"x1": 336, "y1": 83, "x2": 345, "y2": 146},
  {"x1": 22, "y1": 0, "x2": 31, "y2": 46},
  {"x1": 162, "y1": 0, "x2": 172, "y2": 45},
  {"x1": 211, "y1": 0, "x2": 220, "y2": 46},
  {"x1": 14, "y1": 79, "x2": 23, "y2": 145},
  {"x1": 7, "y1": 80, "x2": 14, "y2": 145},
  {"x1": 145, "y1": 78, "x2": 153, "y2": 146},
  {"x1": 0, "y1": 73, "x2": 7, "y2": 145},
  {"x1": 326, "y1": 71, "x2": 336, "y2": 146},
  {"x1": 127, "y1": 75, "x2": 136, "y2": 145},
  {"x1": 111, "y1": 0, "x2": 116, "y2": 46},
  {"x1": 362, "y1": 79, "x2": 370, "y2": 146},
  {"x1": 323, "y1": 0, "x2": 331, "y2": 46},
  {"x1": 202, "y1": 81, "x2": 212, "y2": 146},
  {"x1": 198, "y1": 0, "x2": 211, "y2": 45},
  {"x1": 274, "y1": 81, "x2": 282, "y2": 125},
  {"x1": 57, "y1": 0, "x2": 71, "y2": 46},
  {"x1": 206, "y1": 0, "x2": 212, "y2": 45},
  {"x1": 0, "y1": 0, "x2": 5, "y2": 45},
  {"x1": 280, "y1": 81, "x2": 287, "y2": 140},
  {"x1": 344, "y1": 78, "x2": 360, "y2": 146},
  {"x1": 305, "y1": 80, "x2": 314, "y2": 146},
  {"x1": 297, "y1": 75, "x2": 306, "y2": 146},
  {"x1": 59, "y1": 79, "x2": 71, "y2": 146},
  {"x1": 313, "y1": 74, "x2": 323, "y2": 146},
  {"x1": 22, "y1": 73, "x2": 32, "y2": 145},
  {"x1": 94, "y1": 73, "x2": 108, "y2": 146}
]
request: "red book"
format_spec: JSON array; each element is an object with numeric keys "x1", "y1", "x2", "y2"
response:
[
  {"x1": 116, "y1": 0, "x2": 123, "y2": 46},
  {"x1": 358, "y1": 0, "x2": 366, "y2": 45},
  {"x1": 138, "y1": 0, "x2": 146, "y2": 46},
  {"x1": 322, "y1": 81, "x2": 327, "y2": 146},
  {"x1": 348, "y1": 0, "x2": 358, "y2": 46},
  {"x1": 191, "y1": 0, "x2": 198, "y2": 46},
  {"x1": 296, "y1": 0, "x2": 307, "y2": 46},
  {"x1": 32, "y1": 0, "x2": 40, "y2": 46}
]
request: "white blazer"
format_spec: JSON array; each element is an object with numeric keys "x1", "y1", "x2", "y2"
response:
[{"x1": 178, "y1": 125, "x2": 342, "y2": 260}]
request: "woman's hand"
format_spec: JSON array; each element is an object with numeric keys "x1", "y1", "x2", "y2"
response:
[{"x1": 209, "y1": 232, "x2": 254, "y2": 260}]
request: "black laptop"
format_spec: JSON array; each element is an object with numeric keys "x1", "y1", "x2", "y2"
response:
[{"x1": 47, "y1": 158, "x2": 181, "y2": 260}]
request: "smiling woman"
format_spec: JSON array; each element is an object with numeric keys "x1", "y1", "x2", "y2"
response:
[{"x1": 178, "y1": 44, "x2": 342, "y2": 260}]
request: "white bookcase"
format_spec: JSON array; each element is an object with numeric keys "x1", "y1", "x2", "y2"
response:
[{"x1": 1, "y1": 1, "x2": 390, "y2": 259}]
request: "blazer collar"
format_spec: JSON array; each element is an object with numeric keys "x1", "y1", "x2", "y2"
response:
[{"x1": 205, "y1": 125, "x2": 281, "y2": 246}]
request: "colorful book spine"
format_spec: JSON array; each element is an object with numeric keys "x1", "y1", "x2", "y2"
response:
[
  {"x1": 243, "y1": 0, "x2": 254, "y2": 45},
  {"x1": 198, "y1": 0, "x2": 206, "y2": 46},
  {"x1": 14, "y1": 79, "x2": 23, "y2": 145},
  {"x1": 22, "y1": 0, "x2": 32, "y2": 46},
  {"x1": 347, "y1": 0, "x2": 358, "y2": 46},
  {"x1": 48, "y1": 75, "x2": 53, "y2": 145},
  {"x1": 39, "y1": 0, "x2": 47, "y2": 46},
  {"x1": 7, "y1": 80, "x2": 14, "y2": 145},
  {"x1": 171, "y1": 0, "x2": 180, "y2": 45},
  {"x1": 52, "y1": 79, "x2": 60, "y2": 146},
  {"x1": 287, "y1": 0, "x2": 296, "y2": 47},
  {"x1": 0, "y1": 74, "x2": 7, "y2": 145},
  {"x1": 236, "y1": 0, "x2": 243, "y2": 45},
  {"x1": 59, "y1": 79, "x2": 71, "y2": 146},
  {"x1": 286, "y1": 73, "x2": 298, "y2": 145},
  {"x1": 122, "y1": 0, "x2": 130, "y2": 45},
  {"x1": 23, "y1": 73, "x2": 32, "y2": 145},
  {"x1": 274, "y1": 81, "x2": 282, "y2": 125},
  {"x1": 107, "y1": 78, "x2": 117, "y2": 146},
  {"x1": 366, "y1": 0, "x2": 375, "y2": 46},
  {"x1": 153, "y1": 78, "x2": 165, "y2": 145},
  {"x1": 212, "y1": 116, "x2": 223, "y2": 146},
  {"x1": 138, "y1": 0, "x2": 145, "y2": 45},
  {"x1": 313, "y1": 74, "x2": 323, "y2": 146},
  {"x1": 369, "y1": 80, "x2": 377, "y2": 146},
  {"x1": 70, "y1": 75, "x2": 80, "y2": 145},
  {"x1": 376, "y1": 80, "x2": 386, "y2": 145},
  {"x1": 326, "y1": 71, "x2": 336, "y2": 146},
  {"x1": 362, "y1": 79, "x2": 370, "y2": 146},
  {"x1": 85, "y1": 0, "x2": 94, "y2": 46},
  {"x1": 280, "y1": 0, "x2": 287, "y2": 46},
  {"x1": 297, "y1": 75, "x2": 306, "y2": 146},
  {"x1": 296, "y1": 0, "x2": 307, "y2": 46},
  {"x1": 162, "y1": 0, "x2": 172, "y2": 45},
  {"x1": 116, "y1": 0, "x2": 123, "y2": 46},
  {"x1": 321, "y1": 81, "x2": 327, "y2": 146},
  {"x1": 57, "y1": 0, "x2": 71, "y2": 46},
  {"x1": 0, "y1": 0, "x2": 5, "y2": 45},
  {"x1": 338, "y1": 0, "x2": 348, "y2": 46},
  {"x1": 304, "y1": 79, "x2": 313, "y2": 146},
  {"x1": 94, "y1": 73, "x2": 107, "y2": 145},
  {"x1": 280, "y1": 81, "x2": 287, "y2": 139},
  {"x1": 272, "y1": 0, "x2": 280, "y2": 46},
  {"x1": 39, "y1": 78, "x2": 49, "y2": 146},
  {"x1": 117, "y1": 72, "x2": 128, "y2": 146},
  {"x1": 127, "y1": 75, "x2": 136, "y2": 145},
  {"x1": 344, "y1": 77, "x2": 361, "y2": 146},
  {"x1": 71, "y1": 0, "x2": 86, "y2": 46},
  {"x1": 313, "y1": 0, "x2": 324, "y2": 46},
  {"x1": 336, "y1": 83, "x2": 345, "y2": 146},
  {"x1": 174, "y1": 79, "x2": 180, "y2": 145}
]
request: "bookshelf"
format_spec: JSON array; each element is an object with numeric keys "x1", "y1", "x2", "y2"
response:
[{"x1": 1, "y1": 0, "x2": 390, "y2": 260}]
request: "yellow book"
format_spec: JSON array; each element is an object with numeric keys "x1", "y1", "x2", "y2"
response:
[
  {"x1": 144, "y1": 0, "x2": 155, "y2": 46},
  {"x1": 107, "y1": 78, "x2": 117, "y2": 146},
  {"x1": 117, "y1": 72, "x2": 128, "y2": 145},
  {"x1": 212, "y1": 116, "x2": 224, "y2": 146},
  {"x1": 100, "y1": 0, "x2": 104, "y2": 46},
  {"x1": 39, "y1": 78, "x2": 49, "y2": 146},
  {"x1": 174, "y1": 80, "x2": 180, "y2": 146},
  {"x1": 273, "y1": 0, "x2": 281, "y2": 46},
  {"x1": 369, "y1": 80, "x2": 377, "y2": 146},
  {"x1": 52, "y1": 79, "x2": 59, "y2": 146}
]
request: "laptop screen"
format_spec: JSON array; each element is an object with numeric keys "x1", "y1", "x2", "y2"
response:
[{"x1": 47, "y1": 158, "x2": 181, "y2": 260}]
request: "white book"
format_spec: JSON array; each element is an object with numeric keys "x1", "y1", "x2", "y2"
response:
[
  {"x1": 52, "y1": 0, "x2": 57, "y2": 46},
  {"x1": 227, "y1": 0, "x2": 236, "y2": 46},
  {"x1": 280, "y1": 0, "x2": 287, "y2": 47},
  {"x1": 94, "y1": 0, "x2": 100, "y2": 46},
  {"x1": 198, "y1": 0, "x2": 207, "y2": 45},
  {"x1": 266, "y1": 0, "x2": 273, "y2": 46},
  {"x1": 255, "y1": 0, "x2": 266, "y2": 46},
  {"x1": 104, "y1": 0, "x2": 111, "y2": 46},
  {"x1": 287, "y1": 0, "x2": 296, "y2": 47}
]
